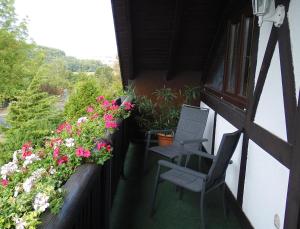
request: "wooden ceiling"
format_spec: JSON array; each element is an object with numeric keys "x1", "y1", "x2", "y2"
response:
[{"x1": 111, "y1": 0, "x2": 229, "y2": 84}]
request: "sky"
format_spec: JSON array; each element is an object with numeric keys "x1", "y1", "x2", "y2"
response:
[{"x1": 14, "y1": 0, "x2": 118, "y2": 60}]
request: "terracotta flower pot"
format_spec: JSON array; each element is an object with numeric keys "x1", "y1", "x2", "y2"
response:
[{"x1": 157, "y1": 133, "x2": 174, "y2": 146}]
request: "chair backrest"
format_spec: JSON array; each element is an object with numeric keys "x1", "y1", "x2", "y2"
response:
[
  {"x1": 174, "y1": 104, "x2": 209, "y2": 151},
  {"x1": 206, "y1": 130, "x2": 241, "y2": 188}
]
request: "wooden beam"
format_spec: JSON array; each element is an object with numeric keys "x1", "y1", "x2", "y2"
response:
[
  {"x1": 278, "y1": 16, "x2": 297, "y2": 144},
  {"x1": 247, "y1": 123, "x2": 292, "y2": 168},
  {"x1": 111, "y1": 0, "x2": 135, "y2": 84},
  {"x1": 165, "y1": 0, "x2": 183, "y2": 81},
  {"x1": 284, "y1": 91, "x2": 300, "y2": 229},
  {"x1": 248, "y1": 27, "x2": 278, "y2": 121},
  {"x1": 237, "y1": 134, "x2": 249, "y2": 206},
  {"x1": 201, "y1": 90, "x2": 246, "y2": 130},
  {"x1": 201, "y1": 90, "x2": 292, "y2": 169}
]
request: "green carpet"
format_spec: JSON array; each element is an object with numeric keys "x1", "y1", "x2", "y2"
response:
[{"x1": 111, "y1": 143, "x2": 241, "y2": 229}]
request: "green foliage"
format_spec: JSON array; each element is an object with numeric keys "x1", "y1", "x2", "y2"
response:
[
  {"x1": 64, "y1": 79, "x2": 101, "y2": 120},
  {"x1": 0, "y1": 29, "x2": 34, "y2": 102},
  {"x1": 132, "y1": 85, "x2": 200, "y2": 131},
  {"x1": 37, "y1": 46, "x2": 105, "y2": 72},
  {"x1": 95, "y1": 65, "x2": 113, "y2": 81},
  {"x1": 2, "y1": 77, "x2": 63, "y2": 156},
  {"x1": 0, "y1": 96, "x2": 132, "y2": 228}
]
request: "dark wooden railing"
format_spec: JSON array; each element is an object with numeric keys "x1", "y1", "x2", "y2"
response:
[{"x1": 41, "y1": 97, "x2": 131, "y2": 229}]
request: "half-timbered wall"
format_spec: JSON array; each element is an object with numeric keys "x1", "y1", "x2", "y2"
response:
[{"x1": 201, "y1": 0, "x2": 299, "y2": 228}]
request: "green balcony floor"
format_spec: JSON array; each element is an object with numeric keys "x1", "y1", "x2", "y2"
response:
[{"x1": 111, "y1": 143, "x2": 242, "y2": 229}]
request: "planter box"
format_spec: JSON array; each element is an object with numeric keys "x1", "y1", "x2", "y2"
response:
[{"x1": 40, "y1": 98, "x2": 131, "y2": 229}]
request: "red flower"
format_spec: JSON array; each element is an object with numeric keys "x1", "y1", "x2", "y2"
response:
[
  {"x1": 124, "y1": 101, "x2": 134, "y2": 111},
  {"x1": 53, "y1": 147, "x2": 60, "y2": 159},
  {"x1": 57, "y1": 155, "x2": 68, "y2": 165},
  {"x1": 105, "y1": 121, "x2": 118, "y2": 129},
  {"x1": 76, "y1": 147, "x2": 91, "y2": 158},
  {"x1": 22, "y1": 142, "x2": 32, "y2": 158},
  {"x1": 109, "y1": 105, "x2": 119, "y2": 110},
  {"x1": 1, "y1": 179, "x2": 8, "y2": 187},
  {"x1": 56, "y1": 122, "x2": 72, "y2": 134},
  {"x1": 97, "y1": 95, "x2": 105, "y2": 102},
  {"x1": 103, "y1": 114, "x2": 114, "y2": 122},
  {"x1": 86, "y1": 106, "x2": 94, "y2": 113},
  {"x1": 102, "y1": 100, "x2": 110, "y2": 108},
  {"x1": 97, "y1": 142, "x2": 106, "y2": 150}
]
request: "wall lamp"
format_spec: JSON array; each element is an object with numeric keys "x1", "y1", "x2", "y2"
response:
[{"x1": 252, "y1": 0, "x2": 285, "y2": 27}]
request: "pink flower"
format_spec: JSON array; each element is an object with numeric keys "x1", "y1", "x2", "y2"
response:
[
  {"x1": 102, "y1": 100, "x2": 110, "y2": 108},
  {"x1": 76, "y1": 147, "x2": 91, "y2": 158},
  {"x1": 105, "y1": 121, "x2": 118, "y2": 129},
  {"x1": 56, "y1": 122, "x2": 72, "y2": 134},
  {"x1": 103, "y1": 114, "x2": 114, "y2": 122},
  {"x1": 57, "y1": 155, "x2": 68, "y2": 165},
  {"x1": 106, "y1": 144, "x2": 112, "y2": 152},
  {"x1": 86, "y1": 106, "x2": 94, "y2": 113},
  {"x1": 21, "y1": 142, "x2": 32, "y2": 158},
  {"x1": 53, "y1": 147, "x2": 60, "y2": 159},
  {"x1": 1, "y1": 179, "x2": 8, "y2": 187},
  {"x1": 50, "y1": 138, "x2": 63, "y2": 148},
  {"x1": 124, "y1": 101, "x2": 134, "y2": 111},
  {"x1": 97, "y1": 95, "x2": 105, "y2": 102},
  {"x1": 111, "y1": 100, "x2": 116, "y2": 105},
  {"x1": 97, "y1": 142, "x2": 107, "y2": 150},
  {"x1": 109, "y1": 105, "x2": 119, "y2": 110}
]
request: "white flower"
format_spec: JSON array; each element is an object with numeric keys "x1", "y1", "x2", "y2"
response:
[
  {"x1": 77, "y1": 116, "x2": 88, "y2": 124},
  {"x1": 49, "y1": 166, "x2": 56, "y2": 175},
  {"x1": 1, "y1": 161, "x2": 18, "y2": 179},
  {"x1": 14, "y1": 217, "x2": 27, "y2": 229},
  {"x1": 13, "y1": 150, "x2": 22, "y2": 163},
  {"x1": 33, "y1": 193, "x2": 50, "y2": 212},
  {"x1": 14, "y1": 186, "x2": 20, "y2": 197},
  {"x1": 65, "y1": 138, "x2": 75, "y2": 148},
  {"x1": 23, "y1": 168, "x2": 45, "y2": 193},
  {"x1": 22, "y1": 154, "x2": 40, "y2": 168}
]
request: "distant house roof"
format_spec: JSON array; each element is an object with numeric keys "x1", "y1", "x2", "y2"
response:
[{"x1": 111, "y1": 0, "x2": 230, "y2": 85}]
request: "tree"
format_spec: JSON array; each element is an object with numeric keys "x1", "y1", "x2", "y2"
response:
[
  {"x1": 0, "y1": 29, "x2": 34, "y2": 103},
  {"x1": 64, "y1": 79, "x2": 101, "y2": 120},
  {"x1": 2, "y1": 76, "x2": 62, "y2": 153},
  {"x1": 95, "y1": 65, "x2": 114, "y2": 81}
]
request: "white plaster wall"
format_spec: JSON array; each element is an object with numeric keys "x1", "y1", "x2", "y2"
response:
[
  {"x1": 200, "y1": 103, "x2": 243, "y2": 197},
  {"x1": 200, "y1": 103, "x2": 215, "y2": 154},
  {"x1": 254, "y1": 44, "x2": 287, "y2": 141},
  {"x1": 243, "y1": 141, "x2": 289, "y2": 229},
  {"x1": 241, "y1": 0, "x2": 300, "y2": 227},
  {"x1": 214, "y1": 115, "x2": 242, "y2": 198},
  {"x1": 288, "y1": 0, "x2": 300, "y2": 102}
]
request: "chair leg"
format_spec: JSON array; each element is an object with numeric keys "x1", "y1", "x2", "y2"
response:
[
  {"x1": 144, "y1": 133, "x2": 151, "y2": 173},
  {"x1": 150, "y1": 166, "x2": 161, "y2": 216},
  {"x1": 200, "y1": 191, "x2": 205, "y2": 229}
]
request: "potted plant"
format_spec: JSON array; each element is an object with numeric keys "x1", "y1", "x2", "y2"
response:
[
  {"x1": 129, "y1": 85, "x2": 201, "y2": 146},
  {"x1": 151, "y1": 87, "x2": 179, "y2": 146}
]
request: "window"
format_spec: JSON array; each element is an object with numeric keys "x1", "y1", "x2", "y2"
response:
[{"x1": 205, "y1": 14, "x2": 255, "y2": 109}]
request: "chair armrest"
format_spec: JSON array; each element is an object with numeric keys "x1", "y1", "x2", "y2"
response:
[
  {"x1": 179, "y1": 138, "x2": 208, "y2": 145},
  {"x1": 188, "y1": 149, "x2": 216, "y2": 160},
  {"x1": 147, "y1": 129, "x2": 173, "y2": 135},
  {"x1": 158, "y1": 160, "x2": 207, "y2": 180}
]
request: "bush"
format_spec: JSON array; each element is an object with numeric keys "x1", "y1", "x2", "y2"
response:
[
  {"x1": 0, "y1": 76, "x2": 63, "y2": 161},
  {"x1": 64, "y1": 79, "x2": 101, "y2": 120}
]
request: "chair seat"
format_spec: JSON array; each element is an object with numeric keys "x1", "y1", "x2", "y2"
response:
[
  {"x1": 149, "y1": 144, "x2": 182, "y2": 159},
  {"x1": 160, "y1": 168, "x2": 205, "y2": 192}
]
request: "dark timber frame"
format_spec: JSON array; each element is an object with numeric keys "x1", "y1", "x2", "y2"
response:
[
  {"x1": 112, "y1": 0, "x2": 299, "y2": 227},
  {"x1": 201, "y1": 0, "x2": 298, "y2": 228}
]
